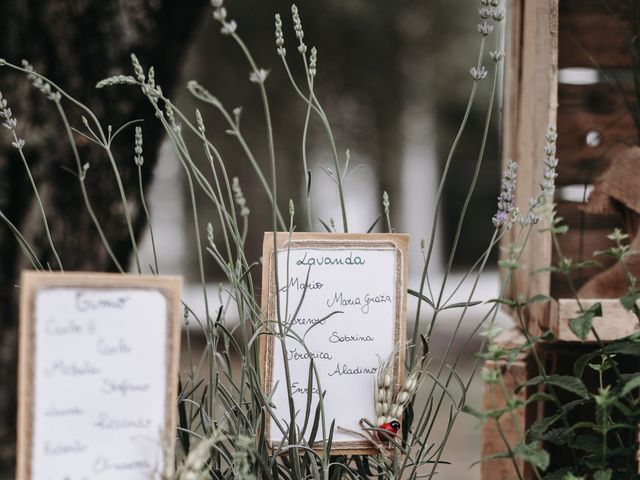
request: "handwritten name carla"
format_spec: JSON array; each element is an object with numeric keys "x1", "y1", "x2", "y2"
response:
[
  {"x1": 101, "y1": 378, "x2": 150, "y2": 396},
  {"x1": 93, "y1": 457, "x2": 152, "y2": 474},
  {"x1": 296, "y1": 251, "x2": 365, "y2": 267},
  {"x1": 95, "y1": 412, "x2": 152, "y2": 430},
  {"x1": 97, "y1": 337, "x2": 132, "y2": 356},
  {"x1": 326, "y1": 292, "x2": 392, "y2": 314},
  {"x1": 288, "y1": 347, "x2": 332, "y2": 361},
  {"x1": 75, "y1": 291, "x2": 129, "y2": 312},
  {"x1": 291, "y1": 381, "x2": 321, "y2": 395},
  {"x1": 279, "y1": 277, "x2": 324, "y2": 293},
  {"x1": 328, "y1": 363, "x2": 378, "y2": 377},
  {"x1": 329, "y1": 331, "x2": 374, "y2": 343},
  {"x1": 46, "y1": 360, "x2": 100, "y2": 378},
  {"x1": 45, "y1": 317, "x2": 95, "y2": 336}
]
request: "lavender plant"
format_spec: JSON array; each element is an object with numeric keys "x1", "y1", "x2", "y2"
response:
[
  {"x1": 0, "y1": 0, "x2": 527, "y2": 478},
  {"x1": 470, "y1": 129, "x2": 640, "y2": 479}
]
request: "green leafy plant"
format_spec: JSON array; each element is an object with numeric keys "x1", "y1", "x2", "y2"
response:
[{"x1": 469, "y1": 132, "x2": 640, "y2": 479}]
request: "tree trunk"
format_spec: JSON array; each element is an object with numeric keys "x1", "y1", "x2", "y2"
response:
[{"x1": 0, "y1": 0, "x2": 205, "y2": 471}]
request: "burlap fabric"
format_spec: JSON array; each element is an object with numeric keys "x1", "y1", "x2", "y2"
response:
[{"x1": 578, "y1": 145, "x2": 640, "y2": 298}]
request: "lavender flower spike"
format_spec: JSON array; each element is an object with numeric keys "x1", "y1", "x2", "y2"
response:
[
  {"x1": 540, "y1": 126, "x2": 558, "y2": 196},
  {"x1": 492, "y1": 159, "x2": 518, "y2": 227}
]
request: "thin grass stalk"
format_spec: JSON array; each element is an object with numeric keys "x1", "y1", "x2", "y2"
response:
[
  {"x1": 0, "y1": 210, "x2": 43, "y2": 270},
  {"x1": 410, "y1": 36, "x2": 487, "y2": 370},
  {"x1": 54, "y1": 102, "x2": 125, "y2": 272},
  {"x1": 104, "y1": 147, "x2": 141, "y2": 273},
  {"x1": 136, "y1": 162, "x2": 159, "y2": 273},
  {"x1": 188, "y1": 85, "x2": 286, "y2": 230},
  {"x1": 12, "y1": 131, "x2": 64, "y2": 271}
]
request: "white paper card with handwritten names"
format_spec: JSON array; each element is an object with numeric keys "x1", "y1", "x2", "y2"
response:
[
  {"x1": 18, "y1": 273, "x2": 182, "y2": 480},
  {"x1": 261, "y1": 233, "x2": 408, "y2": 454}
]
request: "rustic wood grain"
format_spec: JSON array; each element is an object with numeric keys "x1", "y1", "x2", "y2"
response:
[
  {"x1": 481, "y1": 330, "x2": 536, "y2": 480},
  {"x1": 551, "y1": 298, "x2": 639, "y2": 341},
  {"x1": 550, "y1": 201, "x2": 624, "y2": 297},
  {"x1": 559, "y1": 0, "x2": 631, "y2": 69},
  {"x1": 502, "y1": 0, "x2": 558, "y2": 332},
  {"x1": 557, "y1": 82, "x2": 638, "y2": 186}
]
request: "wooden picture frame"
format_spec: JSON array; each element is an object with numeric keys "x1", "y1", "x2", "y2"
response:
[
  {"x1": 17, "y1": 271, "x2": 182, "y2": 479},
  {"x1": 260, "y1": 232, "x2": 409, "y2": 455}
]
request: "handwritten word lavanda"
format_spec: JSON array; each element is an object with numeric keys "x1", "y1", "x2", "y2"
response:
[{"x1": 296, "y1": 251, "x2": 366, "y2": 266}]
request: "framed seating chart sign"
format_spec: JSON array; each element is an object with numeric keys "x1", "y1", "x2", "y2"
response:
[
  {"x1": 260, "y1": 232, "x2": 409, "y2": 454},
  {"x1": 17, "y1": 271, "x2": 182, "y2": 479}
]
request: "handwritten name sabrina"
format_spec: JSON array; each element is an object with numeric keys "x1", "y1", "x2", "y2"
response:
[
  {"x1": 296, "y1": 252, "x2": 365, "y2": 267},
  {"x1": 327, "y1": 292, "x2": 392, "y2": 314}
]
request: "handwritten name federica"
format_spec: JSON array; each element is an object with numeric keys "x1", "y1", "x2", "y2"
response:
[{"x1": 295, "y1": 251, "x2": 365, "y2": 267}]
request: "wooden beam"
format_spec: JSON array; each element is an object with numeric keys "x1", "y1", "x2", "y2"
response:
[{"x1": 559, "y1": 0, "x2": 632, "y2": 69}]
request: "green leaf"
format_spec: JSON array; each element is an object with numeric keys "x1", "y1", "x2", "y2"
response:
[
  {"x1": 541, "y1": 427, "x2": 570, "y2": 446},
  {"x1": 470, "y1": 449, "x2": 513, "y2": 467},
  {"x1": 576, "y1": 339, "x2": 640, "y2": 377},
  {"x1": 621, "y1": 375, "x2": 640, "y2": 396},
  {"x1": 520, "y1": 375, "x2": 589, "y2": 399},
  {"x1": 407, "y1": 289, "x2": 435, "y2": 309},
  {"x1": 441, "y1": 300, "x2": 483, "y2": 310},
  {"x1": 571, "y1": 434, "x2": 601, "y2": 453},
  {"x1": 513, "y1": 442, "x2": 550, "y2": 470},
  {"x1": 528, "y1": 294, "x2": 552, "y2": 305},
  {"x1": 594, "y1": 470, "x2": 612, "y2": 480},
  {"x1": 569, "y1": 303, "x2": 603, "y2": 341},
  {"x1": 481, "y1": 367, "x2": 501, "y2": 384},
  {"x1": 620, "y1": 288, "x2": 640, "y2": 312},
  {"x1": 498, "y1": 258, "x2": 518, "y2": 270},
  {"x1": 528, "y1": 413, "x2": 562, "y2": 440},
  {"x1": 541, "y1": 468, "x2": 572, "y2": 480},
  {"x1": 462, "y1": 404, "x2": 487, "y2": 423},
  {"x1": 526, "y1": 392, "x2": 556, "y2": 404},
  {"x1": 366, "y1": 213, "x2": 383, "y2": 233},
  {"x1": 562, "y1": 474, "x2": 585, "y2": 480},
  {"x1": 551, "y1": 224, "x2": 569, "y2": 234}
]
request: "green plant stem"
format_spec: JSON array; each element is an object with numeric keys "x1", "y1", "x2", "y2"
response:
[
  {"x1": 0, "y1": 209, "x2": 43, "y2": 270},
  {"x1": 12, "y1": 132, "x2": 63, "y2": 271},
  {"x1": 104, "y1": 148, "x2": 141, "y2": 273},
  {"x1": 54, "y1": 102, "x2": 124, "y2": 272},
  {"x1": 279, "y1": 56, "x2": 348, "y2": 232},
  {"x1": 136, "y1": 164, "x2": 158, "y2": 273},
  {"x1": 410, "y1": 36, "x2": 486, "y2": 370}
]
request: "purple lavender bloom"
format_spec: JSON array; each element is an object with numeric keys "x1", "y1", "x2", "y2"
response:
[{"x1": 492, "y1": 159, "x2": 518, "y2": 227}]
